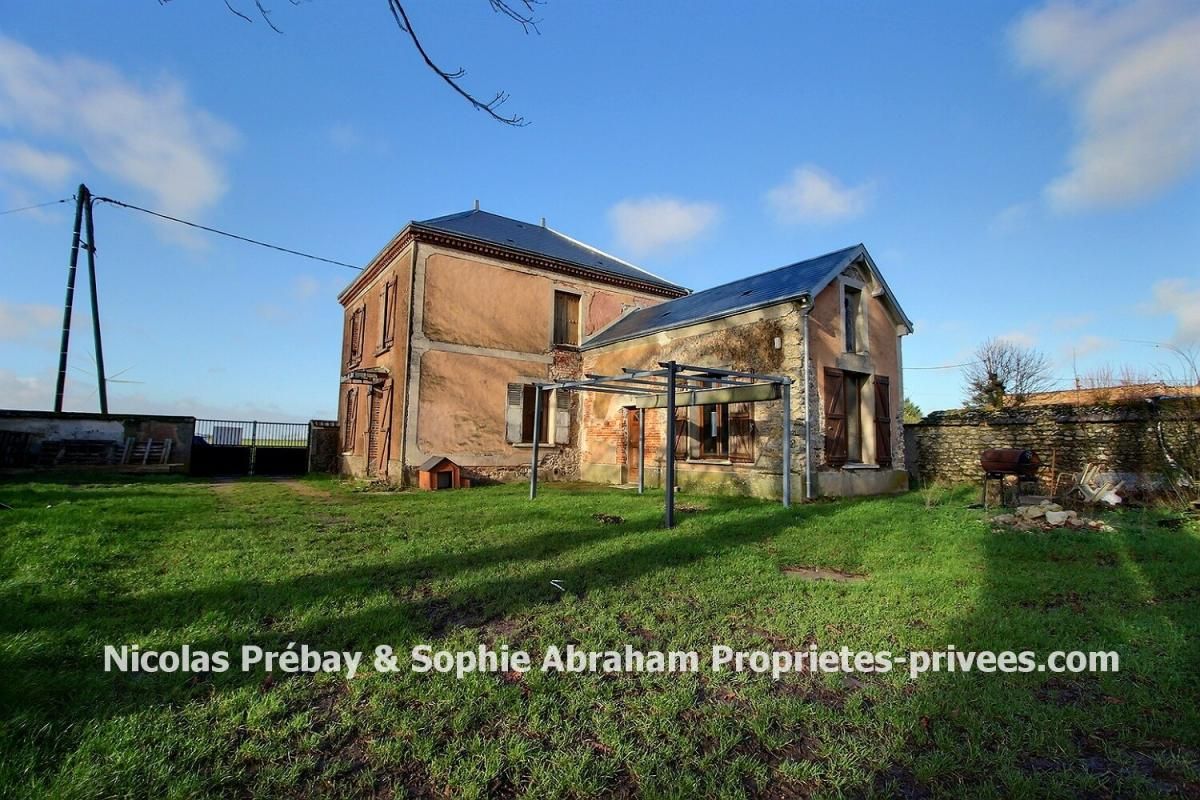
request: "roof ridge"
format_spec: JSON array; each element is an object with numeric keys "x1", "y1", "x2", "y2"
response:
[
  {"x1": 675, "y1": 243, "x2": 862, "y2": 299},
  {"x1": 544, "y1": 224, "x2": 686, "y2": 292},
  {"x1": 411, "y1": 207, "x2": 686, "y2": 293},
  {"x1": 416, "y1": 208, "x2": 486, "y2": 226},
  {"x1": 581, "y1": 243, "x2": 877, "y2": 350}
]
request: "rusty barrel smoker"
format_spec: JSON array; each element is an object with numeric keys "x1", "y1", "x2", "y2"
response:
[{"x1": 980, "y1": 448, "x2": 1042, "y2": 508}]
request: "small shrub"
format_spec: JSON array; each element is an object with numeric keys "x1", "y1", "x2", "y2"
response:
[{"x1": 919, "y1": 479, "x2": 949, "y2": 509}]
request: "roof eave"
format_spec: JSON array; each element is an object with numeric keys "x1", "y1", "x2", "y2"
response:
[
  {"x1": 408, "y1": 223, "x2": 689, "y2": 298},
  {"x1": 582, "y1": 293, "x2": 812, "y2": 351},
  {"x1": 337, "y1": 223, "x2": 415, "y2": 305},
  {"x1": 804, "y1": 244, "x2": 914, "y2": 335}
]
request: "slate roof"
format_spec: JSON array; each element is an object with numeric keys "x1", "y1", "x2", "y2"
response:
[
  {"x1": 583, "y1": 243, "x2": 911, "y2": 349},
  {"x1": 412, "y1": 209, "x2": 686, "y2": 294},
  {"x1": 418, "y1": 455, "x2": 455, "y2": 471}
]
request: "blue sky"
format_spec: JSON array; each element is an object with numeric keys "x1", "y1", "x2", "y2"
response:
[{"x1": 2, "y1": 1, "x2": 1197, "y2": 420}]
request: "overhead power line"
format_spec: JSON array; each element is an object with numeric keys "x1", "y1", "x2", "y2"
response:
[
  {"x1": 93, "y1": 196, "x2": 362, "y2": 271},
  {"x1": 0, "y1": 197, "x2": 74, "y2": 216},
  {"x1": 904, "y1": 361, "x2": 974, "y2": 371}
]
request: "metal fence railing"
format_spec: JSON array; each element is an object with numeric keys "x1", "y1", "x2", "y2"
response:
[{"x1": 194, "y1": 419, "x2": 309, "y2": 448}]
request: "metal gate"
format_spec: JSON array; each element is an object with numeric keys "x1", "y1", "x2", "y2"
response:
[{"x1": 192, "y1": 419, "x2": 310, "y2": 476}]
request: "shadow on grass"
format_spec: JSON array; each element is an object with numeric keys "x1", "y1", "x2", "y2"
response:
[
  {"x1": 866, "y1": 497, "x2": 1200, "y2": 796},
  {"x1": 8, "y1": 475, "x2": 1198, "y2": 796},
  {"x1": 1, "y1": 481, "x2": 851, "y2": 737}
]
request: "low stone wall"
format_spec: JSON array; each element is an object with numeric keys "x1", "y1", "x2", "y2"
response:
[
  {"x1": 905, "y1": 399, "x2": 1199, "y2": 489},
  {"x1": 307, "y1": 420, "x2": 340, "y2": 473},
  {"x1": 0, "y1": 409, "x2": 194, "y2": 471}
]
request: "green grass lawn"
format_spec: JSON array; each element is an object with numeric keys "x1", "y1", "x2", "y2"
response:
[{"x1": 1, "y1": 475, "x2": 1198, "y2": 798}]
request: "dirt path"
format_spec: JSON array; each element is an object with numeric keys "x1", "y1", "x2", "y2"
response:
[
  {"x1": 283, "y1": 480, "x2": 332, "y2": 499},
  {"x1": 197, "y1": 478, "x2": 331, "y2": 499}
]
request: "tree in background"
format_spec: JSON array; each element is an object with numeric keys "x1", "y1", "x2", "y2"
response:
[
  {"x1": 962, "y1": 338, "x2": 1053, "y2": 410},
  {"x1": 903, "y1": 397, "x2": 923, "y2": 423}
]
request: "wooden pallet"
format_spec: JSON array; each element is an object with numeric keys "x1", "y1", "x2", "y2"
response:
[{"x1": 121, "y1": 437, "x2": 173, "y2": 465}]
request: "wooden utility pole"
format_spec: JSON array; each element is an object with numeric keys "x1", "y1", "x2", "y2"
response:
[
  {"x1": 53, "y1": 183, "x2": 108, "y2": 413},
  {"x1": 54, "y1": 186, "x2": 86, "y2": 413},
  {"x1": 83, "y1": 189, "x2": 108, "y2": 412}
]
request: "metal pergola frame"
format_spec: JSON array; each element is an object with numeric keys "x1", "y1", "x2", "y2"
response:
[{"x1": 528, "y1": 360, "x2": 793, "y2": 528}]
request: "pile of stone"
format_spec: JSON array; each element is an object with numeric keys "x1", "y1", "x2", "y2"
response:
[{"x1": 991, "y1": 500, "x2": 1115, "y2": 532}]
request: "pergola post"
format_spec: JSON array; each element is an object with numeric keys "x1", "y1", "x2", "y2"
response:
[
  {"x1": 538, "y1": 361, "x2": 791, "y2": 526},
  {"x1": 781, "y1": 379, "x2": 792, "y2": 507},
  {"x1": 637, "y1": 407, "x2": 645, "y2": 495},
  {"x1": 664, "y1": 361, "x2": 677, "y2": 528},
  {"x1": 529, "y1": 386, "x2": 542, "y2": 500}
]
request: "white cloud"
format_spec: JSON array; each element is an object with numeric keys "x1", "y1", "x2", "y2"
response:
[
  {"x1": 292, "y1": 275, "x2": 321, "y2": 300},
  {"x1": 96, "y1": 391, "x2": 324, "y2": 422},
  {"x1": 0, "y1": 368, "x2": 50, "y2": 409},
  {"x1": 0, "y1": 367, "x2": 330, "y2": 420},
  {"x1": 1053, "y1": 313, "x2": 1096, "y2": 332},
  {"x1": 1011, "y1": 0, "x2": 1200, "y2": 210},
  {"x1": 989, "y1": 201, "x2": 1033, "y2": 235},
  {"x1": 0, "y1": 140, "x2": 75, "y2": 187},
  {"x1": 0, "y1": 300, "x2": 58, "y2": 343},
  {"x1": 326, "y1": 121, "x2": 391, "y2": 157},
  {"x1": 328, "y1": 122, "x2": 361, "y2": 151},
  {"x1": 1145, "y1": 277, "x2": 1200, "y2": 345},
  {"x1": 255, "y1": 303, "x2": 293, "y2": 323},
  {"x1": 766, "y1": 165, "x2": 872, "y2": 224},
  {"x1": 1064, "y1": 334, "x2": 1113, "y2": 359},
  {"x1": 997, "y1": 330, "x2": 1037, "y2": 349},
  {"x1": 0, "y1": 34, "x2": 237, "y2": 225},
  {"x1": 608, "y1": 196, "x2": 719, "y2": 255}
]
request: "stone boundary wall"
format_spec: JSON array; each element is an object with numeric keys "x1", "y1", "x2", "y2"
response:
[
  {"x1": 307, "y1": 420, "x2": 341, "y2": 473},
  {"x1": 905, "y1": 398, "x2": 1199, "y2": 488},
  {"x1": 0, "y1": 409, "x2": 195, "y2": 471}
]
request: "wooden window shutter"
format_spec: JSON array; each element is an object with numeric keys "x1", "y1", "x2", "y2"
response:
[
  {"x1": 380, "y1": 280, "x2": 395, "y2": 349},
  {"x1": 349, "y1": 306, "x2": 365, "y2": 366},
  {"x1": 367, "y1": 387, "x2": 382, "y2": 470},
  {"x1": 554, "y1": 391, "x2": 570, "y2": 444},
  {"x1": 874, "y1": 376, "x2": 892, "y2": 467},
  {"x1": 566, "y1": 295, "x2": 578, "y2": 345},
  {"x1": 356, "y1": 305, "x2": 366, "y2": 362},
  {"x1": 553, "y1": 292, "x2": 580, "y2": 346},
  {"x1": 823, "y1": 368, "x2": 848, "y2": 467},
  {"x1": 673, "y1": 408, "x2": 688, "y2": 459},
  {"x1": 728, "y1": 402, "x2": 755, "y2": 463},
  {"x1": 343, "y1": 388, "x2": 358, "y2": 451},
  {"x1": 553, "y1": 293, "x2": 567, "y2": 344},
  {"x1": 505, "y1": 383, "x2": 524, "y2": 443},
  {"x1": 376, "y1": 382, "x2": 394, "y2": 475}
]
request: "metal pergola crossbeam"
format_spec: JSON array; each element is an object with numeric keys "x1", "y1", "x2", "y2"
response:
[{"x1": 528, "y1": 361, "x2": 793, "y2": 528}]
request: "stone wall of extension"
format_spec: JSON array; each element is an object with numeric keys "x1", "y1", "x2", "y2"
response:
[
  {"x1": 579, "y1": 296, "x2": 909, "y2": 500},
  {"x1": 905, "y1": 399, "x2": 1200, "y2": 491},
  {"x1": 580, "y1": 304, "x2": 801, "y2": 499}
]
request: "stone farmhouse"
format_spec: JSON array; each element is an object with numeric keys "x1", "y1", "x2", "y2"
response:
[{"x1": 337, "y1": 209, "x2": 912, "y2": 498}]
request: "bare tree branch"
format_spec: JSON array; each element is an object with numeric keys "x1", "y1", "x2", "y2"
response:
[
  {"x1": 488, "y1": 0, "x2": 541, "y2": 33},
  {"x1": 386, "y1": 0, "x2": 529, "y2": 125},
  {"x1": 184, "y1": 0, "x2": 535, "y2": 124},
  {"x1": 222, "y1": 0, "x2": 253, "y2": 24},
  {"x1": 254, "y1": 0, "x2": 284, "y2": 33}
]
